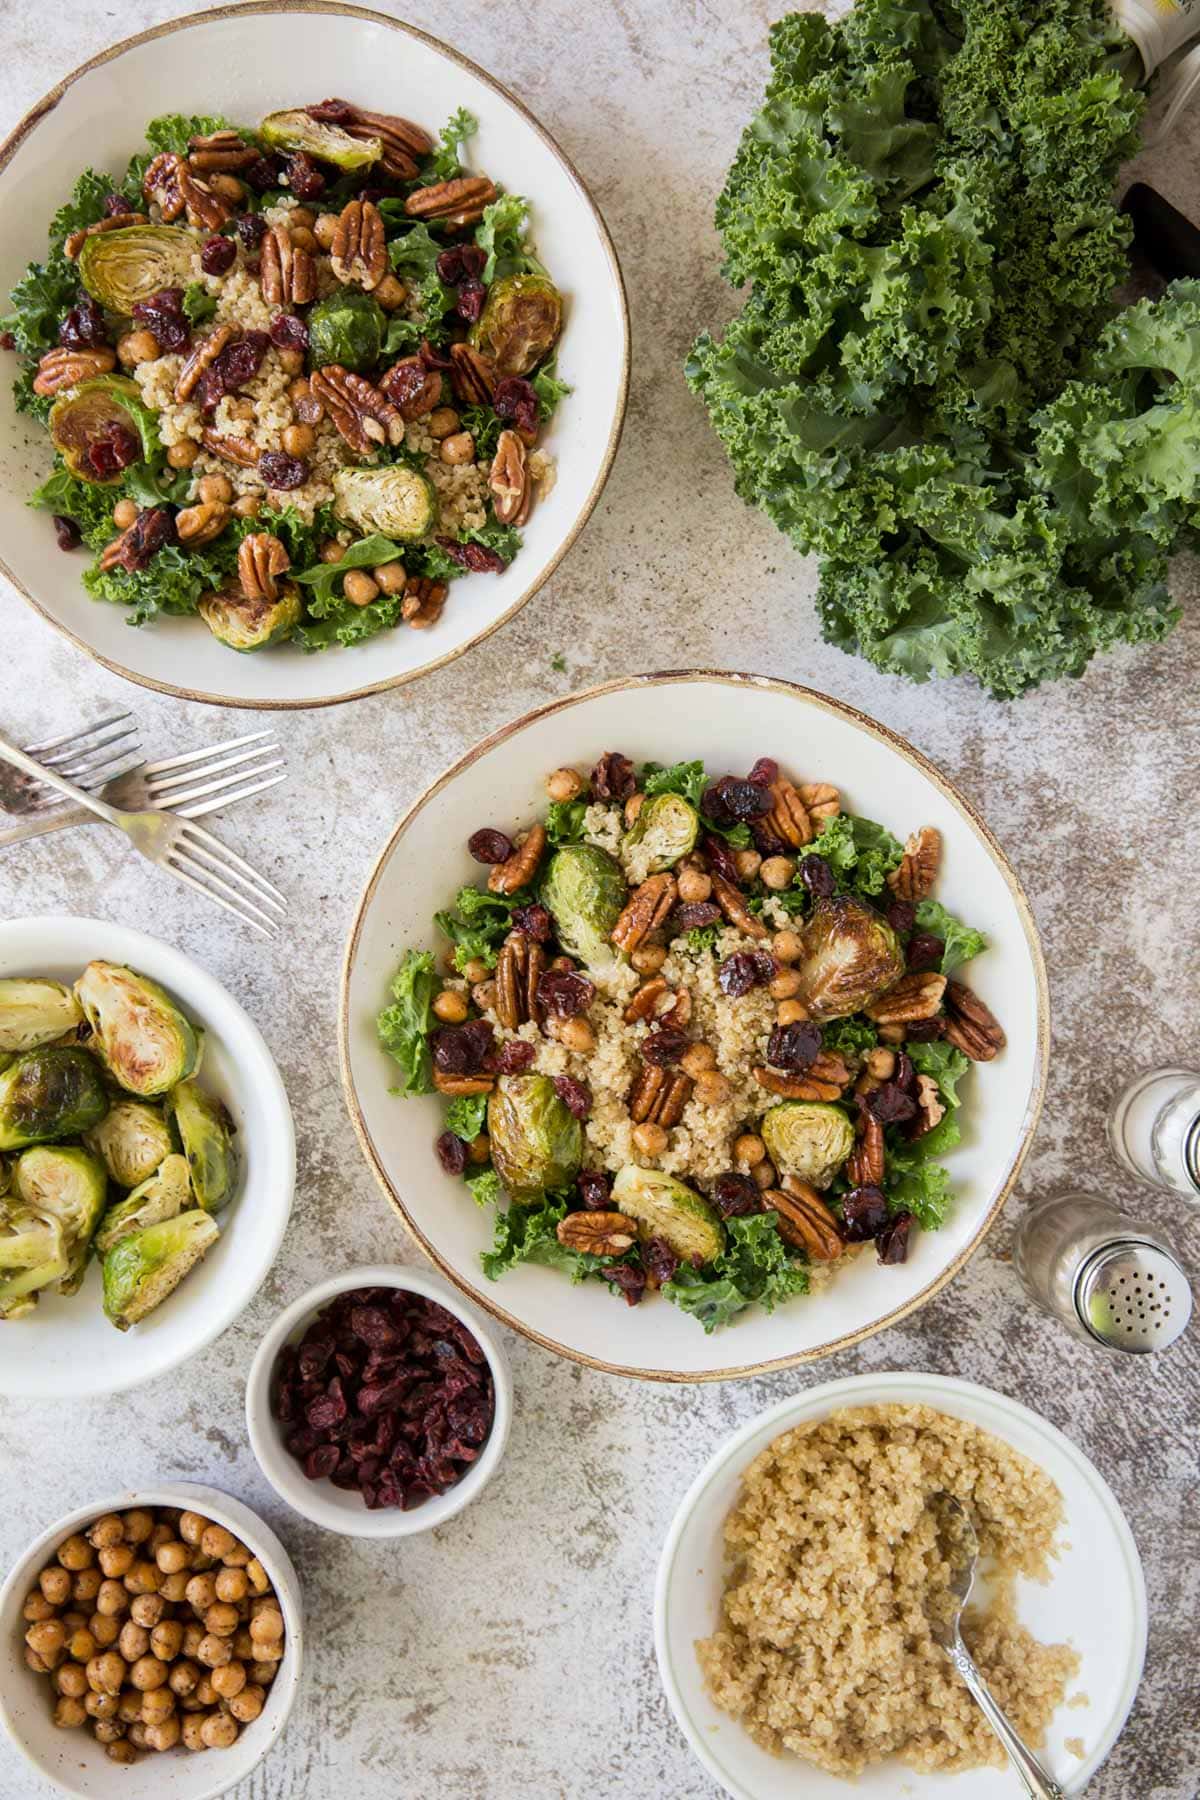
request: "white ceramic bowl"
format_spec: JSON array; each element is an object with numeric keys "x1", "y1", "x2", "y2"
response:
[
  {"x1": 0, "y1": 4, "x2": 628, "y2": 709},
  {"x1": 654, "y1": 1371, "x2": 1148, "y2": 1800},
  {"x1": 0, "y1": 915, "x2": 295, "y2": 1398},
  {"x1": 245, "y1": 1263, "x2": 511, "y2": 1539},
  {"x1": 0, "y1": 1481, "x2": 303, "y2": 1800},
  {"x1": 340, "y1": 671, "x2": 1049, "y2": 1383}
]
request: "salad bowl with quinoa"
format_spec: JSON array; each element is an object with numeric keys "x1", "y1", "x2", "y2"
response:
[
  {"x1": 341, "y1": 674, "x2": 1048, "y2": 1382},
  {"x1": 0, "y1": 7, "x2": 627, "y2": 706}
]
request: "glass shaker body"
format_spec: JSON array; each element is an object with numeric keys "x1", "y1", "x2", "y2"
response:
[
  {"x1": 1107, "y1": 1066, "x2": 1200, "y2": 1200},
  {"x1": 1014, "y1": 1194, "x2": 1134, "y2": 1334},
  {"x1": 1014, "y1": 1191, "x2": 1192, "y2": 1350}
]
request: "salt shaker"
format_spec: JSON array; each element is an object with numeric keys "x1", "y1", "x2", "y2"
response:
[
  {"x1": 1108, "y1": 1066, "x2": 1200, "y2": 1200},
  {"x1": 1014, "y1": 1192, "x2": 1192, "y2": 1353}
]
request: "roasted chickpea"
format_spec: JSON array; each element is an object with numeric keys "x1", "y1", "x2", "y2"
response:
[
  {"x1": 220, "y1": 1539, "x2": 252, "y2": 1569},
  {"x1": 111, "y1": 497, "x2": 138, "y2": 531},
  {"x1": 734, "y1": 1132, "x2": 766, "y2": 1169},
  {"x1": 751, "y1": 1158, "x2": 776, "y2": 1191},
  {"x1": 471, "y1": 979, "x2": 497, "y2": 1012},
  {"x1": 468, "y1": 1132, "x2": 490, "y2": 1165},
  {"x1": 277, "y1": 345, "x2": 305, "y2": 375},
  {"x1": 545, "y1": 766, "x2": 584, "y2": 803},
  {"x1": 232, "y1": 494, "x2": 262, "y2": 520},
  {"x1": 282, "y1": 421, "x2": 315, "y2": 457},
  {"x1": 551, "y1": 1015, "x2": 594, "y2": 1054},
  {"x1": 632, "y1": 1122, "x2": 669, "y2": 1158},
  {"x1": 194, "y1": 1675, "x2": 218, "y2": 1707},
  {"x1": 55, "y1": 1660, "x2": 89, "y2": 1699},
  {"x1": 127, "y1": 1721, "x2": 151, "y2": 1751},
  {"x1": 460, "y1": 958, "x2": 490, "y2": 986},
  {"x1": 771, "y1": 929, "x2": 803, "y2": 964},
  {"x1": 147, "y1": 1523, "x2": 174, "y2": 1556},
  {"x1": 676, "y1": 866, "x2": 713, "y2": 904},
  {"x1": 693, "y1": 1069, "x2": 732, "y2": 1107},
  {"x1": 85, "y1": 1690, "x2": 118, "y2": 1721},
  {"x1": 769, "y1": 969, "x2": 802, "y2": 1001},
  {"x1": 211, "y1": 1659, "x2": 247, "y2": 1700},
  {"x1": 155, "y1": 1540, "x2": 190, "y2": 1575},
  {"x1": 89, "y1": 1613, "x2": 120, "y2": 1649},
  {"x1": 117, "y1": 1621, "x2": 149, "y2": 1663},
  {"x1": 373, "y1": 560, "x2": 407, "y2": 595},
  {"x1": 199, "y1": 1525, "x2": 236, "y2": 1562},
  {"x1": 678, "y1": 1042, "x2": 717, "y2": 1079},
  {"x1": 118, "y1": 1690, "x2": 143, "y2": 1723},
  {"x1": 61, "y1": 1610, "x2": 87, "y2": 1635},
  {"x1": 146, "y1": 1715, "x2": 182, "y2": 1752},
  {"x1": 288, "y1": 205, "x2": 316, "y2": 230},
  {"x1": 117, "y1": 329, "x2": 159, "y2": 367},
  {"x1": 23, "y1": 1648, "x2": 49, "y2": 1676},
  {"x1": 72, "y1": 1567, "x2": 102, "y2": 1605},
  {"x1": 38, "y1": 1566, "x2": 72, "y2": 1607},
  {"x1": 289, "y1": 225, "x2": 318, "y2": 253},
  {"x1": 24, "y1": 1590, "x2": 54, "y2": 1622},
  {"x1": 202, "y1": 1710, "x2": 240, "y2": 1749},
  {"x1": 372, "y1": 272, "x2": 406, "y2": 311},
  {"x1": 866, "y1": 1046, "x2": 897, "y2": 1080},
  {"x1": 759, "y1": 855, "x2": 795, "y2": 891},
  {"x1": 250, "y1": 1659, "x2": 280, "y2": 1685},
  {"x1": 426, "y1": 406, "x2": 460, "y2": 439},
  {"x1": 124, "y1": 1559, "x2": 161, "y2": 1596},
  {"x1": 129, "y1": 1592, "x2": 165, "y2": 1629},
  {"x1": 150, "y1": 1619, "x2": 184, "y2": 1662},
  {"x1": 141, "y1": 1684, "x2": 176, "y2": 1726},
  {"x1": 86, "y1": 1651, "x2": 126, "y2": 1695},
  {"x1": 313, "y1": 212, "x2": 339, "y2": 249},
  {"x1": 159, "y1": 1571, "x2": 190, "y2": 1604},
  {"x1": 93, "y1": 1717, "x2": 125, "y2": 1744},
  {"x1": 66, "y1": 1627, "x2": 97, "y2": 1663},
  {"x1": 166, "y1": 438, "x2": 200, "y2": 470},
  {"x1": 182, "y1": 1621, "x2": 205, "y2": 1659},
  {"x1": 26, "y1": 1621, "x2": 65, "y2": 1664},
  {"x1": 196, "y1": 474, "x2": 233, "y2": 507},
  {"x1": 57, "y1": 1535, "x2": 93, "y2": 1572},
  {"x1": 229, "y1": 1682, "x2": 265, "y2": 1723},
  {"x1": 776, "y1": 999, "x2": 808, "y2": 1026},
  {"x1": 129, "y1": 1655, "x2": 168, "y2": 1693},
  {"x1": 197, "y1": 1632, "x2": 233, "y2": 1669},
  {"x1": 185, "y1": 1573, "x2": 218, "y2": 1615},
  {"x1": 319, "y1": 536, "x2": 345, "y2": 563},
  {"x1": 432, "y1": 988, "x2": 468, "y2": 1024},
  {"x1": 181, "y1": 1711, "x2": 208, "y2": 1750},
  {"x1": 342, "y1": 569, "x2": 379, "y2": 607},
  {"x1": 99, "y1": 1543, "x2": 135, "y2": 1580},
  {"x1": 439, "y1": 430, "x2": 475, "y2": 465},
  {"x1": 733, "y1": 849, "x2": 762, "y2": 882},
  {"x1": 233, "y1": 1627, "x2": 255, "y2": 1661},
  {"x1": 169, "y1": 1658, "x2": 201, "y2": 1697},
  {"x1": 53, "y1": 1694, "x2": 87, "y2": 1729},
  {"x1": 106, "y1": 1737, "x2": 137, "y2": 1763},
  {"x1": 95, "y1": 1580, "x2": 128, "y2": 1619},
  {"x1": 204, "y1": 1601, "x2": 240, "y2": 1638},
  {"x1": 630, "y1": 943, "x2": 667, "y2": 976}
]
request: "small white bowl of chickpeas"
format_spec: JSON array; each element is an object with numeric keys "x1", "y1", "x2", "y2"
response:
[{"x1": 0, "y1": 1485, "x2": 302, "y2": 1800}]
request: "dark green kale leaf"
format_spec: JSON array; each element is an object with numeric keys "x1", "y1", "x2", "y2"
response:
[
  {"x1": 482, "y1": 1192, "x2": 619, "y2": 1283},
  {"x1": 641, "y1": 759, "x2": 706, "y2": 808},
  {"x1": 377, "y1": 949, "x2": 439, "y2": 1096},
  {"x1": 444, "y1": 1092, "x2": 489, "y2": 1141},
  {"x1": 546, "y1": 800, "x2": 587, "y2": 846},
  {"x1": 914, "y1": 899, "x2": 987, "y2": 973},
  {"x1": 805, "y1": 813, "x2": 902, "y2": 896},
  {"x1": 434, "y1": 885, "x2": 526, "y2": 972},
  {"x1": 476, "y1": 195, "x2": 546, "y2": 284},
  {"x1": 426, "y1": 107, "x2": 478, "y2": 183},
  {"x1": 664, "y1": 1212, "x2": 809, "y2": 1333},
  {"x1": 182, "y1": 282, "x2": 218, "y2": 326},
  {"x1": 532, "y1": 358, "x2": 571, "y2": 421}
]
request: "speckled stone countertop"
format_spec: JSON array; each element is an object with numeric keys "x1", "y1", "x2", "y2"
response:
[{"x1": 0, "y1": 3, "x2": 1197, "y2": 1796}]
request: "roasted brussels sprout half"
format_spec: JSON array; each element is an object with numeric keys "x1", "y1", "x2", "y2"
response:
[
  {"x1": 49, "y1": 376, "x2": 145, "y2": 484},
  {"x1": 610, "y1": 1165, "x2": 724, "y2": 1263},
  {"x1": 0, "y1": 1048, "x2": 109, "y2": 1151},
  {"x1": 74, "y1": 962, "x2": 199, "y2": 1098},
  {"x1": 94, "y1": 1154, "x2": 190, "y2": 1258},
  {"x1": 470, "y1": 272, "x2": 563, "y2": 377},
  {"x1": 308, "y1": 289, "x2": 385, "y2": 372},
  {"x1": 540, "y1": 844, "x2": 628, "y2": 970},
  {"x1": 84, "y1": 1100, "x2": 174, "y2": 1189},
  {"x1": 488, "y1": 1074, "x2": 582, "y2": 1199},
  {"x1": 0, "y1": 1156, "x2": 10, "y2": 1199},
  {"x1": 0, "y1": 1210, "x2": 68, "y2": 1320},
  {"x1": 259, "y1": 109, "x2": 381, "y2": 170},
  {"x1": 14, "y1": 1144, "x2": 108, "y2": 1294},
  {"x1": 167, "y1": 1080, "x2": 237, "y2": 1213},
  {"x1": 622, "y1": 792, "x2": 699, "y2": 875},
  {"x1": 331, "y1": 465, "x2": 437, "y2": 541},
  {"x1": 77, "y1": 225, "x2": 198, "y2": 313},
  {"x1": 0, "y1": 979, "x2": 83, "y2": 1053},
  {"x1": 793, "y1": 896, "x2": 904, "y2": 1022},
  {"x1": 102, "y1": 1209, "x2": 219, "y2": 1330},
  {"x1": 198, "y1": 582, "x2": 302, "y2": 652},
  {"x1": 760, "y1": 1102, "x2": 855, "y2": 1190}
]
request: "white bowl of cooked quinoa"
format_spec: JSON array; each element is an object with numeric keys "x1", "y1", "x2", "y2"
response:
[
  {"x1": 655, "y1": 1371, "x2": 1147, "y2": 1798},
  {"x1": 341, "y1": 672, "x2": 1049, "y2": 1382},
  {"x1": 0, "y1": 6, "x2": 627, "y2": 707}
]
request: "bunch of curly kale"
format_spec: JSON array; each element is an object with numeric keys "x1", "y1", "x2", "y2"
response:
[{"x1": 688, "y1": 0, "x2": 1200, "y2": 698}]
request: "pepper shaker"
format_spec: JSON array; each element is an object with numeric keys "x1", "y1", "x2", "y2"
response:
[
  {"x1": 1014, "y1": 1192, "x2": 1192, "y2": 1353},
  {"x1": 1108, "y1": 1066, "x2": 1200, "y2": 1201}
]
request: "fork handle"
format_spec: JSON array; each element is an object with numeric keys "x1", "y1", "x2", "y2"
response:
[
  {"x1": 0, "y1": 733, "x2": 124, "y2": 828},
  {"x1": 945, "y1": 1637, "x2": 1070, "y2": 1798},
  {"x1": 0, "y1": 807, "x2": 98, "y2": 849}
]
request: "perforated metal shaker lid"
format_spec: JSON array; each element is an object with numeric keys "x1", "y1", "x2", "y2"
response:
[{"x1": 1075, "y1": 1238, "x2": 1193, "y2": 1353}]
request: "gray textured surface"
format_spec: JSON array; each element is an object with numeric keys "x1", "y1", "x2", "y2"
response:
[{"x1": 0, "y1": 3, "x2": 1197, "y2": 1796}]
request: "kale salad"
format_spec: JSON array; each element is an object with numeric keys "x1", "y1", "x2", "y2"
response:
[
  {"x1": 3, "y1": 103, "x2": 568, "y2": 655},
  {"x1": 377, "y1": 750, "x2": 1003, "y2": 1332}
]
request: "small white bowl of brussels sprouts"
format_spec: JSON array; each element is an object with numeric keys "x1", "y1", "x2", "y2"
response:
[{"x1": 0, "y1": 917, "x2": 294, "y2": 1399}]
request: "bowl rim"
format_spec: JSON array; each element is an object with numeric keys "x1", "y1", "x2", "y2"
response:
[
  {"x1": 244, "y1": 1262, "x2": 513, "y2": 1539},
  {"x1": 0, "y1": 0, "x2": 631, "y2": 712},
  {"x1": 0, "y1": 914, "x2": 296, "y2": 1398},
  {"x1": 652, "y1": 1369, "x2": 1149, "y2": 1800},
  {"x1": 0, "y1": 1480, "x2": 304, "y2": 1800},
  {"x1": 337, "y1": 668, "x2": 1052, "y2": 1383}
]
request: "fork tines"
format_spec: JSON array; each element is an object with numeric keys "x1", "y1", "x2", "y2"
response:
[
  {"x1": 15, "y1": 713, "x2": 142, "y2": 812},
  {"x1": 143, "y1": 730, "x2": 287, "y2": 818},
  {"x1": 163, "y1": 820, "x2": 287, "y2": 940}
]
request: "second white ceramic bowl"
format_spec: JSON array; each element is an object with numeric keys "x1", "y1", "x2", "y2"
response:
[{"x1": 246, "y1": 1264, "x2": 511, "y2": 1539}]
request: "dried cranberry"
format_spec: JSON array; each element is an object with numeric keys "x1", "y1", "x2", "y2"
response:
[
  {"x1": 459, "y1": 246, "x2": 486, "y2": 280},
  {"x1": 643, "y1": 1236, "x2": 680, "y2": 1287},
  {"x1": 420, "y1": 338, "x2": 455, "y2": 373},
  {"x1": 435, "y1": 247, "x2": 467, "y2": 284},
  {"x1": 799, "y1": 853, "x2": 836, "y2": 897},
  {"x1": 702, "y1": 776, "x2": 772, "y2": 827},
  {"x1": 0, "y1": 330, "x2": 14, "y2": 351},
  {"x1": 577, "y1": 1169, "x2": 612, "y2": 1209},
  {"x1": 431, "y1": 1021, "x2": 493, "y2": 1076},
  {"x1": 435, "y1": 1130, "x2": 468, "y2": 1174},
  {"x1": 455, "y1": 279, "x2": 486, "y2": 322},
  {"x1": 512, "y1": 902, "x2": 552, "y2": 941},
  {"x1": 307, "y1": 1375, "x2": 348, "y2": 1431},
  {"x1": 104, "y1": 506, "x2": 174, "y2": 572},
  {"x1": 304, "y1": 1444, "x2": 341, "y2": 1480},
  {"x1": 894, "y1": 1052, "x2": 916, "y2": 1094},
  {"x1": 52, "y1": 515, "x2": 81, "y2": 551},
  {"x1": 907, "y1": 932, "x2": 944, "y2": 972},
  {"x1": 866, "y1": 1082, "x2": 919, "y2": 1125},
  {"x1": 877, "y1": 1211, "x2": 913, "y2": 1264},
  {"x1": 840, "y1": 1185, "x2": 890, "y2": 1242},
  {"x1": 236, "y1": 212, "x2": 268, "y2": 248},
  {"x1": 307, "y1": 97, "x2": 355, "y2": 125},
  {"x1": 131, "y1": 286, "x2": 189, "y2": 353},
  {"x1": 243, "y1": 153, "x2": 283, "y2": 193},
  {"x1": 83, "y1": 420, "x2": 140, "y2": 481},
  {"x1": 468, "y1": 828, "x2": 514, "y2": 864},
  {"x1": 602, "y1": 1262, "x2": 646, "y2": 1306},
  {"x1": 902, "y1": 1016, "x2": 946, "y2": 1042},
  {"x1": 537, "y1": 967, "x2": 594, "y2": 1019},
  {"x1": 102, "y1": 191, "x2": 131, "y2": 217},
  {"x1": 588, "y1": 752, "x2": 635, "y2": 801},
  {"x1": 712, "y1": 1172, "x2": 761, "y2": 1218},
  {"x1": 702, "y1": 834, "x2": 740, "y2": 887},
  {"x1": 496, "y1": 1039, "x2": 535, "y2": 1074},
  {"x1": 270, "y1": 310, "x2": 310, "y2": 352},
  {"x1": 746, "y1": 757, "x2": 778, "y2": 787},
  {"x1": 284, "y1": 151, "x2": 325, "y2": 198},
  {"x1": 492, "y1": 375, "x2": 538, "y2": 435},
  {"x1": 200, "y1": 234, "x2": 236, "y2": 275},
  {"x1": 718, "y1": 950, "x2": 775, "y2": 997},
  {"x1": 641, "y1": 1028, "x2": 689, "y2": 1066},
  {"x1": 673, "y1": 901, "x2": 722, "y2": 932},
  {"x1": 259, "y1": 451, "x2": 307, "y2": 490},
  {"x1": 58, "y1": 296, "x2": 109, "y2": 350},
  {"x1": 553, "y1": 1075, "x2": 591, "y2": 1119},
  {"x1": 297, "y1": 1338, "x2": 333, "y2": 1382},
  {"x1": 766, "y1": 1019, "x2": 821, "y2": 1073},
  {"x1": 886, "y1": 899, "x2": 916, "y2": 935},
  {"x1": 435, "y1": 536, "x2": 507, "y2": 573},
  {"x1": 751, "y1": 820, "x2": 787, "y2": 857},
  {"x1": 215, "y1": 329, "x2": 270, "y2": 390}
]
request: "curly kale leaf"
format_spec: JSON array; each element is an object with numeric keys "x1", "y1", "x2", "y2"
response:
[
  {"x1": 914, "y1": 899, "x2": 987, "y2": 973},
  {"x1": 482, "y1": 1192, "x2": 621, "y2": 1284},
  {"x1": 377, "y1": 949, "x2": 438, "y2": 1096},
  {"x1": 805, "y1": 813, "x2": 902, "y2": 896},
  {"x1": 426, "y1": 106, "x2": 478, "y2": 183},
  {"x1": 664, "y1": 1212, "x2": 809, "y2": 1333},
  {"x1": 434, "y1": 885, "x2": 526, "y2": 973}
]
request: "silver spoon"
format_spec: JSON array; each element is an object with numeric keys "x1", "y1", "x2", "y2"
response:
[{"x1": 927, "y1": 1492, "x2": 1069, "y2": 1800}]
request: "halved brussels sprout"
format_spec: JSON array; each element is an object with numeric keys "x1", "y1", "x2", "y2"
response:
[
  {"x1": 102, "y1": 1209, "x2": 219, "y2": 1330},
  {"x1": 49, "y1": 376, "x2": 145, "y2": 484},
  {"x1": 259, "y1": 109, "x2": 381, "y2": 171},
  {"x1": 622, "y1": 792, "x2": 699, "y2": 878},
  {"x1": 308, "y1": 289, "x2": 386, "y2": 373},
  {"x1": 13, "y1": 1144, "x2": 108, "y2": 1294},
  {"x1": 760, "y1": 1102, "x2": 855, "y2": 1190},
  {"x1": 540, "y1": 843, "x2": 628, "y2": 970},
  {"x1": 198, "y1": 582, "x2": 302, "y2": 652},
  {"x1": 610, "y1": 1165, "x2": 724, "y2": 1264},
  {"x1": 84, "y1": 1100, "x2": 174, "y2": 1189},
  {"x1": 0, "y1": 1048, "x2": 110, "y2": 1151},
  {"x1": 793, "y1": 896, "x2": 904, "y2": 1022},
  {"x1": 167, "y1": 1080, "x2": 237, "y2": 1213},
  {"x1": 332, "y1": 466, "x2": 436, "y2": 542},
  {"x1": 74, "y1": 962, "x2": 199, "y2": 1098},
  {"x1": 0, "y1": 1157, "x2": 10, "y2": 1199},
  {"x1": 0, "y1": 1210, "x2": 68, "y2": 1320},
  {"x1": 470, "y1": 273, "x2": 563, "y2": 378},
  {"x1": 0, "y1": 979, "x2": 83, "y2": 1053},
  {"x1": 488, "y1": 1074, "x2": 582, "y2": 1199},
  {"x1": 94, "y1": 1154, "x2": 190, "y2": 1258},
  {"x1": 78, "y1": 225, "x2": 198, "y2": 313}
]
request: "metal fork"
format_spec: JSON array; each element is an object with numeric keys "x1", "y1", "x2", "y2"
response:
[
  {"x1": 0, "y1": 730, "x2": 286, "y2": 848},
  {"x1": 0, "y1": 713, "x2": 143, "y2": 815},
  {"x1": 0, "y1": 730, "x2": 287, "y2": 940}
]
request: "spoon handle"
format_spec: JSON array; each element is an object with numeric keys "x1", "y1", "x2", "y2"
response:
[{"x1": 944, "y1": 1636, "x2": 1070, "y2": 1799}]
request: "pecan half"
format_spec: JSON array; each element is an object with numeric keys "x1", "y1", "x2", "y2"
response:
[
  {"x1": 187, "y1": 128, "x2": 259, "y2": 172},
  {"x1": 487, "y1": 824, "x2": 547, "y2": 896},
  {"x1": 495, "y1": 930, "x2": 545, "y2": 1030},
  {"x1": 63, "y1": 214, "x2": 146, "y2": 259},
  {"x1": 310, "y1": 364, "x2": 404, "y2": 454},
  {"x1": 612, "y1": 875, "x2": 678, "y2": 953},
  {"x1": 449, "y1": 343, "x2": 496, "y2": 406},
  {"x1": 260, "y1": 223, "x2": 317, "y2": 307},
  {"x1": 888, "y1": 826, "x2": 941, "y2": 902},
  {"x1": 555, "y1": 1211, "x2": 636, "y2": 1257},
  {"x1": 762, "y1": 777, "x2": 812, "y2": 849},
  {"x1": 864, "y1": 970, "x2": 946, "y2": 1025},
  {"x1": 330, "y1": 198, "x2": 387, "y2": 291},
  {"x1": 405, "y1": 175, "x2": 497, "y2": 228},
  {"x1": 912, "y1": 1073, "x2": 946, "y2": 1137},
  {"x1": 489, "y1": 430, "x2": 531, "y2": 527},
  {"x1": 944, "y1": 980, "x2": 1005, "y2": 1061},
  {"x1": 765, "y1": 1184, "x2": 844, "y2": 1260},
  {"x1": 239, "y1": 532, "x2": 290, "y2": 602},
  {"x1": 798, "y1": 783, "x2": 840, "y2": 827},
  {"x1": 178, "y1": 165, "x2": 232, "y2": 231},
  {"x1": 32, "y1": 346, "x2": 115, "y2": 397},
  {"x1": 143, "y1": 151, "x2": 185, "y2": 219},
  {"x1": 201, "y1": 427, "x2": 259, "y2": 467},
  {"x1": 174, "y1": 502, "x2": 230, "y2": 547},
  {"x1": 379, "y1": 356, "x2": 442, "y2": 420},
  {"x1": 754, "y1": 1051, "x2": 849, "y2": 1101},
  {"x1": 401, "y1": 579, "x2": 448, "y2": 628},
  {"x1": 308, "y1": 100, "x2": 433, "y2": 179},
  {"x1": 97, "y1": 508, "x2": 174, "y2": 573},
  {"x1": 710, "y1": 871, "x2": 770, "y2": 941},
  {"x1": 622, "y1": 978, "x2": 691, "y2": 1028},
  {"x1": 629, "y1": 1064, "x2": 692, "y2": 1127},
  {"x1": 845, "y1": 1111, "x2": 885, "y2": 1187},
  {"x1": 175, "y1": 324, "x2": 235, "y2": 402},
  {"x1": 432, "y1": 1071, "x2": 495, "y2": 1097}
]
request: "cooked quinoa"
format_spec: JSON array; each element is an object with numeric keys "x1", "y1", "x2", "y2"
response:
[{"x1": 698, "y1": 1404, "x2": 1079, "y2": 1777}]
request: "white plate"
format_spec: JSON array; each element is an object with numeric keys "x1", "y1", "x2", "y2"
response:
[
  {"x1": 0, "y1": 4, "x2": 628, "y2": 708},
  {"x1": 655, "y1": 1371, "x2": 1147, "y2": 1800},
  {"x1": 340, "y1": 672, "x2": 1049, "y2": 1382},
  {"x1": 0, "y1": 916, "x2": 295, "y2": 1397}
]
